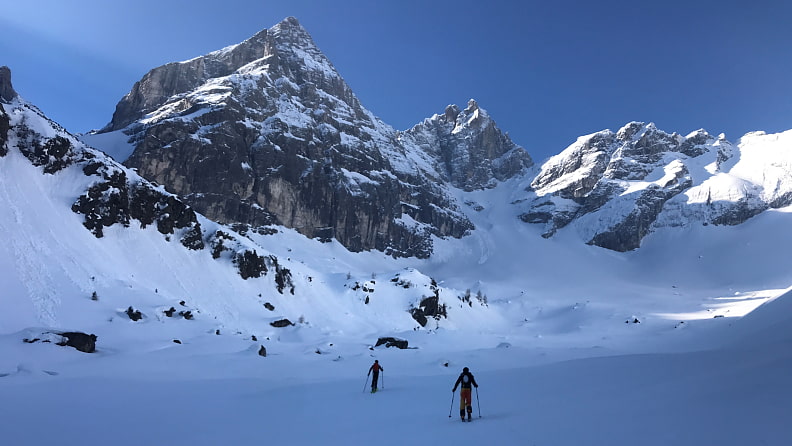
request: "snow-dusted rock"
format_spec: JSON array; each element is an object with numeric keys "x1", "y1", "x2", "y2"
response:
[
  {"x1": 402, "y1": 99, "x2": 533, "y2": 191},
  {"x1": 521, "y1": 121, "x2": 792, "y2": 251},
  {"x1": 654, "y1": 129, "x2": 792, "y2": 229},
  {"x1": 523, "y1": 122, "x2": 736, "y2": 250},
  {"x1": 91, "y1": 17, "x2": 477, "y2": 258},
  {"x1": 0, "y1": 69, "x2": 298, "y2": 286}
]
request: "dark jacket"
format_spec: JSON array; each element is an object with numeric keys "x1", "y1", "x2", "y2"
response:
[
  {"x1": 368, "y1": 362, "x2": 383, "y2": 375},
  {"x1": 453, "y1": 371, "x2": 478, "y2": 391}
]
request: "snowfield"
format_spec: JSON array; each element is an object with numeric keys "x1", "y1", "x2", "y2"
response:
[{"x1": 1, "y1": 301, "x2": 790, "y2": 446}]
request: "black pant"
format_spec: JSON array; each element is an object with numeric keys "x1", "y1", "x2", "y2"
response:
[{"x1": 371, "y1": 372, "x2": 379, "y2": 389}]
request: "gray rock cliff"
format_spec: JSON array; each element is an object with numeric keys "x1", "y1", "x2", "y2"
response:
[
  {"x1": 97, "y1": 17, "x2": 515, "y2": 258},
  {"x1": 402, "y1": 99, "x2": 533, "y2": 191},
  {"x1": 522, "y1": 122, "x2": 733, "y2": 251}
]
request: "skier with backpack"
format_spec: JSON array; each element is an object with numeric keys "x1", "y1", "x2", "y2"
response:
[
  {"x1": 368, "y1": 360, "x2": 384, "y2": 393},
  {"x1": 452, "y1": 367, "x2": 478, "y2": 421}
]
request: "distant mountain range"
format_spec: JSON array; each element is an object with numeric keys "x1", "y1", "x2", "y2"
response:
[
  {"x1": 8, "y1": 16, "x2": 792, "y2": 260},
  {"x1": 521, "y1": 122, "x2": 792, "y2": 251}
]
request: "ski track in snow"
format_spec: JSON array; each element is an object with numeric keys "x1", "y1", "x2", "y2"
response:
[
  {"x1": 474, "y1": 225, "x2": 491, "y2": 265},
  {"x1": 0, "y1": 157, "x2": 59, "y2": 327}
]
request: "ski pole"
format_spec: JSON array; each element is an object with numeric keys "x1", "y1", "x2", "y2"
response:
[
  {"x1": 363, "y1": 374, "x2": 370, "y2": 393},
  {"x1": 475, "y1": 387, "x2": 481, "y2": 418},
  {"x1": 448, "y1": 390, "x2": 455, "y2": 418},
  {"x1": 381, "y1": 371, "x2": 385, "y2": 389}
]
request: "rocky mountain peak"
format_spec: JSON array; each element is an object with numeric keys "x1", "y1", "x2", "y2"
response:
[
  {"x1": 453, "y1": 98, "x2": 487, "y2": 133},
  {"x1": 0, "y1": 66, "x2": 17, "y2": 103},
  {"x1": 615, "y1": 121, "x2": 647, "y2": 141},
  {"x1": 444, "y1": 104, "x2": 461, "y2": 122},
  {"x1": 269, "y1": 16, "x2": 309, "y2": 42},
  {"x1": 521, "y1": 121, "x2": 748, "y2": 251},
  {"x1": 91, "y1": 17, "x2": 477, "y2": 258},
  {"x1": 103, "y1": 17, "x2": 344, "y2": 132},
  {"x1": 404, "y1": 100, "x2": 533, "y2": 191}
]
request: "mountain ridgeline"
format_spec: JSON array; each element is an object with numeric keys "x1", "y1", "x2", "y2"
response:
[
  {"x1": 522, "y1": 122, "x2": 792, "y2": 251},
  {"x1": 85, "y1": 17, "x2": 791, "y2": 254},
  {"x1": 94, "y1": 17, "x2": 531, "y2": 258}
]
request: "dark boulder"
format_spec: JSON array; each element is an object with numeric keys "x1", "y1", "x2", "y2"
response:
[
  {"x1": 375, "y1": 337, "x2": 409, "y2": 349},
  {"x1": 410, "y1": 293, "x2": 447, "y2": 327},
  {"x1": 57, "y1": 332, "x2": 97, "y2": 353},
  {"x1": 270, "y1": 318, "x2": 294, "y2": 328},
  {"x1": 126, "y1": 306, "x2": 143, "y2": 321}
]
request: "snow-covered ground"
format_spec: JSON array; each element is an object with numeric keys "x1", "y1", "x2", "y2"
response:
[
  {"x1": 2, "y1": 99, "x2": 792, "y2": 445},
  {"x1": 1, "y1": 291, "x2": 790, "y2": 445}
]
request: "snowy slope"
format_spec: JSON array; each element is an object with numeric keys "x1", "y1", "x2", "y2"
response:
[{"x1": 1, "y1": 88, "x2": 502, "y2": 345}]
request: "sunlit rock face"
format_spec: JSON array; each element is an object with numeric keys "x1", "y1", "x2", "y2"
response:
[
  {"x1": 98, "y1": 17, "x2": 520, "y2": 258},
  {"x1": 402, "y1": 99, "x2": 533, "y2": 192},
  {"x1": 521, "y1": 122, "x2": 760, "y2": 251}
]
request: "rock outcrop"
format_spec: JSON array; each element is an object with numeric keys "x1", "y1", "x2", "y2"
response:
[
  {"x1": 0, "y1": 66, "x2": 16, "y2": 103},
  {"x1": 402, "y1": 99, "x2": 533, "y2": 191},
  {"x1": 57, "y1": 332, "x2": 97, "y2": 353}
]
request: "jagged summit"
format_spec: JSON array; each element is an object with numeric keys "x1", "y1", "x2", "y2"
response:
[
  {"x1": 517, "y1": 120, "x2": 792, "y2": 251},
  {"x1": 90, "y1": 17, "x2": 493, "y2": 258},
  {"x1": 83, "y1": 14, "x2": 792, "y2": 257},
  {"x1": 103, "y1": 16, "x2": 348, "y2": 132},
  {"x1": 403, "y1": 99, "x2": 533, "y2": 191},
  {"x1": 0, "y1": 66, "x2": 17, "y2": 103}
]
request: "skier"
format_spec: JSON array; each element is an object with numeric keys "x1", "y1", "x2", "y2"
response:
[
  {"x1": 452, "y1": 367, "x2": 478, "y2": 421},
  {"x1": 368, "y1": 360, "x2": 384, "y2": 393}
]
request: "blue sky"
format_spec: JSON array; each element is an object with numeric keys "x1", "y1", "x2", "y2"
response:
[{"x1": 1, "y1": 0, "x2": 791, "y2": 161}]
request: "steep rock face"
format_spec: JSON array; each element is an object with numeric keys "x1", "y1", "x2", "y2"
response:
[
  {"x1": 522, "y1": 122, "x2": 735, "y2": 251},
  {"x1": 0, "y1": 104, "x2": 9, "y2": 157},
  {"x1": 0, "y1": 66, "x2": 16, "y2": 103},
  {"x1": 97, "y1": 17, "x2": 475, "y2": 258},
  {"x1": 402, "y1": 99, "x2": 533, "y2": 191},
  {"x1": 0, "y1": 66, "x2": 16, "y2": 156}
]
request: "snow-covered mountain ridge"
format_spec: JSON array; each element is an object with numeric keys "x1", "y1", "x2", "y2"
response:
[
  {"x1": 85, "y1": 17, "x2": 531, "y2": 259},
  {"x1": 82, "y1": 17, "x2": 792, "y2": 255},
  {"x1": 520, "y1": 121, "x2": 792, "y2": 251},
  {"x1": 2, "y1": 69, "x2": 494, "y2": 343}
]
